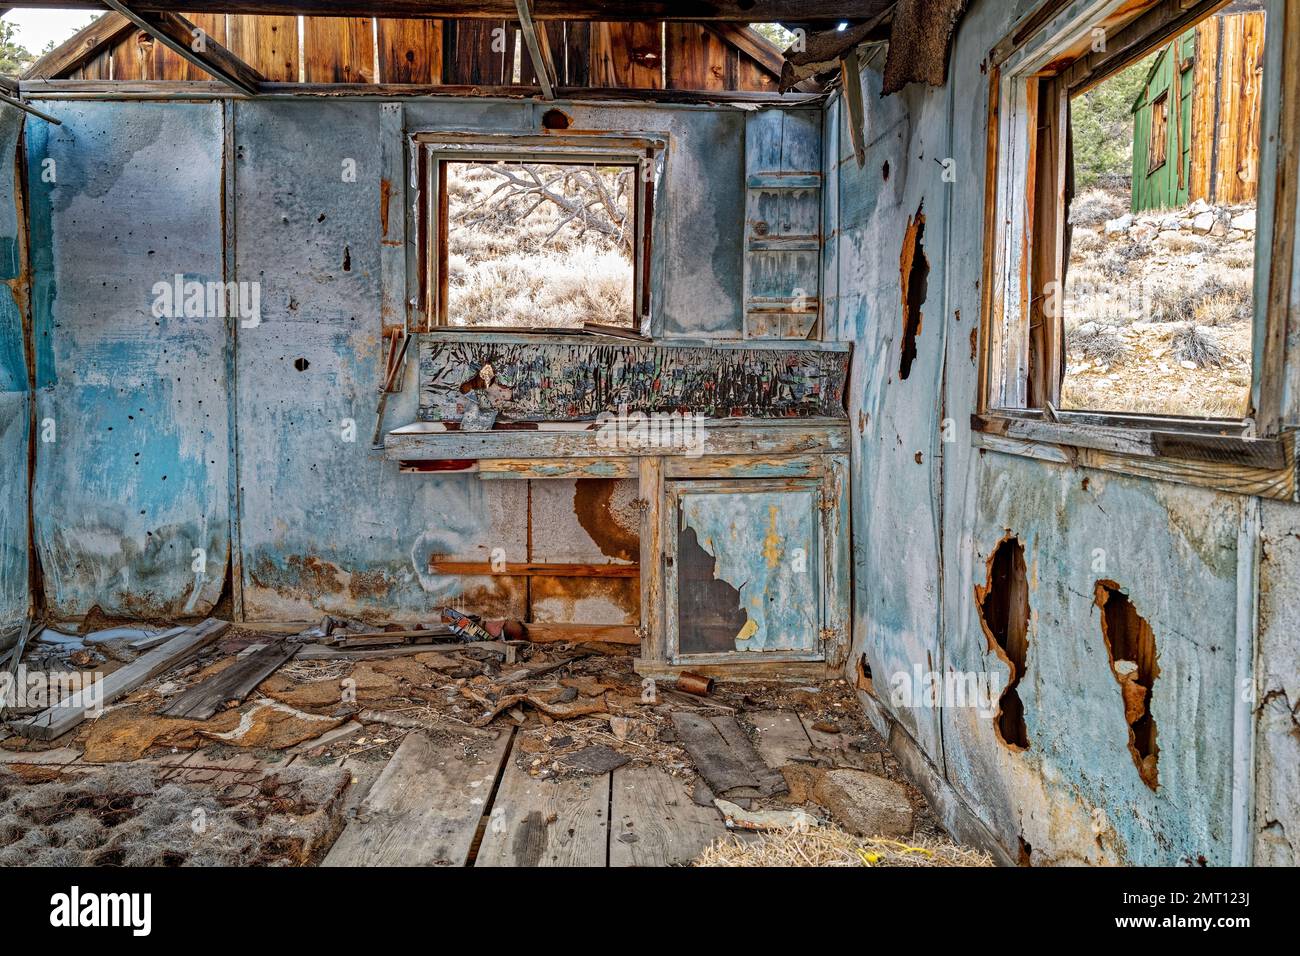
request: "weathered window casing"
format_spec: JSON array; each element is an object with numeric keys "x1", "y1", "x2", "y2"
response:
[
  {"x1": 976, "y1": 0, "x2": 1298, "y2": 498},
  {"x1": 411, "y1": 131, "x2": 664, "y2": 332}
]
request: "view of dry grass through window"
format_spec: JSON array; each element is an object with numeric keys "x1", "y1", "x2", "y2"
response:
[
  {"x1": 1061, "y1": 5, "x2": 1264, "y2": 418},
  {"x1": 445, "y1": 161, "x2": 636, "y2": 329}
]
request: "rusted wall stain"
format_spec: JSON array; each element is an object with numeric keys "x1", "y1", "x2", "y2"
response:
[{"x1": 572, "y1": 478, "x2": 639, "y2": 563}]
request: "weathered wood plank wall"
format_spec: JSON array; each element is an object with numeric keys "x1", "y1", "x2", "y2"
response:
[{"x1": 59, "y1": 13, "x2": 778, "y2": 90}]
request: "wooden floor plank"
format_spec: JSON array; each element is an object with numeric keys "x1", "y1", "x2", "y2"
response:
[
  {"x1": 475, "y1": 739, "x2": 610, "y2": 867},
  {"x1": 321, "y1": 729, "x2": 511, "y2": 867},
  {"x1": 609, "y1": 765, "x2": 730, "y2": 867},
  {"x1": 749, "y1": 709, "x2": 815, "y2": 767}
]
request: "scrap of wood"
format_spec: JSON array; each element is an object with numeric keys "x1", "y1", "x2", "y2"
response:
[
  {"x1": 709, "y1": 714, "x2": 788, "y2": 797},
  {"x1": 161, "y1": 639, "x2": 297, "y2": 720},
  {"x1": 296, "y1": 640, "x2": 512, "y2": 662},
  {"x1": 779, "y1": 14, "x2": 891, "y2": 91},
  {"x1": 523, "y1": 623, "x2": 640, "y2": 645},
  {"x1": 127, "y1": 625, "x2": 188, "y2": 651},
  {"x1": 670, "y1": 711, "x2": 758, "y2": 794},
  {"x1": 325, "y1": 628, "x2": 457, "y2": 648},
  {"x1": 8, "y1": 618, "x2": 230, "y2": 741},
  {"x1": 359, "y1": 709, "x2": 497, "y2": 739}
]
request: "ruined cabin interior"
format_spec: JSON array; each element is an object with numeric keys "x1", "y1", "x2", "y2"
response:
[{"x1": 0, "y1": 0, "x2": 1296, "y2": 869}]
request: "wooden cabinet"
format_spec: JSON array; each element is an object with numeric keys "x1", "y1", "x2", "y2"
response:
[{"x1": 642, "y1": 453, "x2": 850, "y2": 671}]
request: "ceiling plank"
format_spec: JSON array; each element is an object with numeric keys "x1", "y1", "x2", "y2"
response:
[
  {"x1": 2, "y1": 1, "x2": 886, "y2": 23},
  {"x1": 99, "y1": 1, "x2": 266, "y2": 94}
]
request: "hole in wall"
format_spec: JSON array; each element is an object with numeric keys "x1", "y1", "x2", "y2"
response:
[
  {"x1": 975, "y1": 535, "x2": 1030, "y2": 750},
  {"x1": 1018, "y1": 837, "x2": 1033, "y2": 867},
  {"x1": 1094, "y1": 581, "x2": 1160, "y2": 790},
  {"x1": 899, "y1": 203, "x2": 928, "y2": 381},
  {"x1": 293, "y1": 357, "x2": 310, "y2": 371},
  {"x1": 856, "y1": 653, "x2": 874, "y2": 693},
  {"x1": 882, "y1": 160, "x2": 890, "y2": 181},
  {"x1": 541, "y1": 108, "x2": 572, "y2": 130}
]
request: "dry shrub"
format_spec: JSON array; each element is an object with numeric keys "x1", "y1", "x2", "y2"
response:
[
  {"x1": 1157, "y1": 232, "x2": 1208, "y2": 254},
  {"x1": 1069, "y1": 324, "x2": 1130, "y2": 366},
  {"x1": 1172, "y1": 323, "x2": 1226, "y2": 369},
  {"x1": 1071, "y1": 228, "x2": 1104, "y2": 254},
  {"x1": 693, "y1": 825, "x2": 992, "y2": 868},
  {"x1": 1150, "y1": 274, "x2": 1252, "y2": 327},
  {"x1": 1069, "y1": 188, "x2": 1128, "y2": 228},
  {"x1": 445, "y1": 163, "x2": 635, "y2": 327}
]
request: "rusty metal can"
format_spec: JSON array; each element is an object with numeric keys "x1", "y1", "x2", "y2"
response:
[{"x1": 676, "y1": 671, "x2": 715, "y2": 696}]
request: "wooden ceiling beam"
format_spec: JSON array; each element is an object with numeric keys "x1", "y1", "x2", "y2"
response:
[
  {"x1": 515, "y1": 0, "x2": 557, "y2": 99},
  {"x1": 700, "y1": 22, "x2": 784, "y2": 77},
  {"x1": 99, "y1": 1, "x2": 266, "y2": 94},
  {"x1": 2, "y1": 0, "x2": 887, "y2": 23},
  {"x1": 23, "y1": 12, "x2": 135, "y2": 79}
]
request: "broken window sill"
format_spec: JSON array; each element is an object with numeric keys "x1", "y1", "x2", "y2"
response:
[{"x1": 971, "y1": 412, "x2": 1296, "y2": 500}]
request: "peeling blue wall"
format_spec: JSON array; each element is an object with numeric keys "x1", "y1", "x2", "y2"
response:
[
  {"x1": 828, "y1": 0, "x2": 1297, "y2": 865},
  {"x1": 0, "y1": 107, "x2": 29, "y2": 633},
  {"x1": 25, "y1": 102, "x2": 229, "y2": 619},
  {"x1": 23, "y1": 97, "x2": 798, "y2": 625}
]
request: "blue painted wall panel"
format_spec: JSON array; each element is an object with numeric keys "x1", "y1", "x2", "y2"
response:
[{"x1": 25, "y1": 102, "x2": 228, "y2": 619}]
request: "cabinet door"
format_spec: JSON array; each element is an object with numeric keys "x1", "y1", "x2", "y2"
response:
[{"x1": 665, "y1": 478, "x2": 824, "y2": 663}]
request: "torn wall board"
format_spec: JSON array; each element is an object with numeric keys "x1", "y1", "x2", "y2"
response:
[{"x1": 417, "y1": 337, "x2": 849, "y2": 423}]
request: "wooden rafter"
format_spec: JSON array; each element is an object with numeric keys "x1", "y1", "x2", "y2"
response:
[
  {"x1": 99, "y1": 1, "x2": 266, "y2": 94},
  {"x1": 1, "y1": 0, "x2": 881, "y2": 20},
  {"x1": 22, "y1": 12, "x2": 136, "y2": 79},
  {"x1": 700, "y1": 22, "x2": 784, "y2": 78},
  {"x1": 514, "y1": 0, "x2": 557, "y2": 99}
]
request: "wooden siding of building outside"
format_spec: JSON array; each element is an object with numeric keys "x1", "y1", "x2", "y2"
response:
[
  {"x1": 1133, "y1": 10, "x2": 1265, "y2": 212},
  {"x1": 1130, "y1": 30, "x2": 1196, "y2": 212},
  {"x1": 55, "y1": 14, "x2": 778, "y2": 91}
]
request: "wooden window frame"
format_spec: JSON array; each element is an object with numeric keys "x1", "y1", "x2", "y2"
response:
[
  {"x1": 976, "y1": 0, "x2": 1298, "y2": 499},
  {"x1": 411, "y1": 131, "x2": 665, "y2": 334},
  {"x1": 1147, "y1": 89, "x2": 1170, "y2": 173}
]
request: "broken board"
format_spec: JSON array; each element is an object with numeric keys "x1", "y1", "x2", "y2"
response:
[
  {"x1": 670, "y1": 712, "x2": 786, "y2": 797},
  {"x1": 9, "y1": 618, "x2": 230, "y2": 741},
  {"x1": 475, "y1": 737, "x2": 610, "y2": 867},
  {"x1": 321, "y1": 729, "x2": 511, "y2": 867},
  {"x1": 748, "y1": 709, "x2": 816, "y2": 767},
  {"x1": 161, "y1": 640, "x2": 297, "y2": 720}
]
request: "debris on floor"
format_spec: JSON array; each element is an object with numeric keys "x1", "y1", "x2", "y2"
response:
[{"x1": 0, "y1": 616, "x2": 978, "y2": 866}]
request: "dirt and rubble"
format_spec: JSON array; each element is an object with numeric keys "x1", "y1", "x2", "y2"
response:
[{"x1": 0, "y1": 617, "x2": 974, "y2": 866}]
